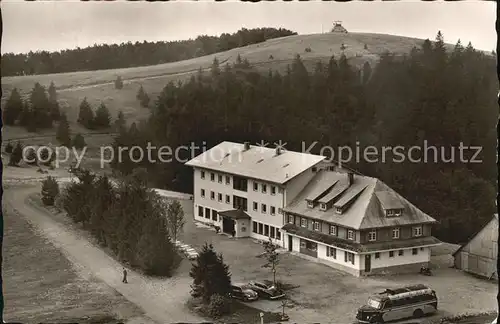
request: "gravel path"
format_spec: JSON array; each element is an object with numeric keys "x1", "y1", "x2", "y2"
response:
[{"x1": 4, "y1": 184, "x2": 205, "y2": 324}]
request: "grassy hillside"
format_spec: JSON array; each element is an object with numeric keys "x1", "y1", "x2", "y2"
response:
[{"x1": 1, "y1": 32, "x2": 454, "y2": 142}]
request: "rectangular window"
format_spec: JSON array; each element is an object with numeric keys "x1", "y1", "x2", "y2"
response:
[
  {"x1": 201, "y1": 171, "x2": 205, "y2": 179},
  {"x1": 210, "y1": 191, "x2": 215, "y2": 200},
  {"x1": 225, "y1": 195, "x2": 230, "y2": 204},
  {"x1": 368, "y1": 230, "x2": 377, "y2": 242},
  {"x1": 218, "y1": 175, "x2": 223, "y2": 183},
  {"x1": 398, "y1": 250, "x2": 404, "y2": 256},
  {"x1": 270, "y1": 206, "x2": 276, "y2": 215},
  {"x1": 233, "y1": 176, "x2": 248, "y2": 192},
  {"x1": 301, "y1": 218, "x2": 307, "y2": 227},
  {"x1": 288, "y1": 215, "x2": 294, "y2": 224},
  {"x1": 225, "y1": 175, "x2": 230, "y2": 184},
  {"x1": 261, "y1": 204, "x2": 267, "y2": 213},
  {"x1": 253, "y1": 182, "x2": 258, "y2": 191},
  {"x1": 210, "y1": 173, "x2": 215, "y2": 181},
  {"x1": 276, "y1": 230, "x2": 281, "y2": 240},
  {"x1": 212, "y1": 210, "x2": 217, "y2": 221},
  {"x1": 253, "y1": 221, "x2": 258, "y2": 233},
  {"x1": 389, "y1": 251, "x2": 394, "y2": 258},
  {"x1": 392, "y1": 228, "x2": 400, "y2": 239},
  {"x1": 217, "y1": 193, "x2": 222, "y2": 202},
  {"x1": 270, "y1": 227, "x2": 275, "y2": 239},
  {"x1": 320, "y1": 203, "x2": 327, "y2": 211},
  {"x1": 271, "y1": 186, "x2": 276, "y2": 195},
  {"x1": 313, "y1": 221, "x2": 320, "y2": 231},
  {"x1": 307, "y1": 201, "x2": 314, "y2": 208},
  {"x1": 201, "y1": 189, "x2": 205, "y2": 197},
  {"x1": 258, "y1": 223, "x2": 263, "y2": 235},
  {"x1": 262, "y1": 184, "x2": 267, "y2": 194},
  {"x1": 345, "y1": 252, "x2": 355, "y2": 265},
  {"x1": 253, "y1": 202, "x2": 258, "y2": 211},
  {"x1": 327, "y1": 247, "x2": 337, "y2": 259},
  {"x1": 413, "y1": 226, "x2": 423, "y2": 237},
  {"x1": 330, "y1": 225, "x2": 337, "y2": 236},
  {"x1": 412, "y1": 248, "x2": 418, "y2": 255},
  {"x1": 198, "y1": 206, "x2": 203, "y2": 217},
  {"x1": 347, "y1": 230, "x2": 354, "y2": 240},
  {"x1": 264, "y1": 225, "x2": 269, "y2": 236},
  {"x1": 375, "y1": 252, "x2": 380, "y2": 259}
]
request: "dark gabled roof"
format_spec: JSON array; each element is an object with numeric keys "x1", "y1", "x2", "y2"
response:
[
  {"x1": 281, "y1": 224, "x2": 441, "y2": 253},
  {"x1": 283, "y1": 170, "x2": 437, "y2": 230},
  {"x1": 218, "y1": 209, "x2": 251, "y2": 220},
  {"x1": 453, "y1": 213, "x2": 498, "y2": 256}
]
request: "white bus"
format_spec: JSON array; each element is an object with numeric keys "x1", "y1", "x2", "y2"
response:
[{"x1": 356, "y1": 284, "x2": 438, "y2": 323}]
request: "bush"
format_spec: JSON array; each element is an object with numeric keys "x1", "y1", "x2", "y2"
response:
[
  {"x1": 41, "y1": 176, "x2": 60, "y2": 206},
  {"x1": 115, "y1": 76, "x2": 124, "y2": 89},
  {"x1": 305, "y1": 47, "x2": 312, "y2": 53},
  {"x1": 207, "y1": 294, "x2": 231, "y2": 318},
  {"x1": 269, "y1": 54, "x2": 274, "y2": 60},
  {"x1": 5, "y1": 142, "x2": 13, "y2": 153}
]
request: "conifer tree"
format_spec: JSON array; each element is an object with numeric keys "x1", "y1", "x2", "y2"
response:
[
  {"x1": 3, "y1": 88, "x2": 23, "y2": 125},
  {"x1": 78, "y1": 97, "x2": 95, "y2": 129},
  {"x1": 94, "y1": 102, "x2": 111, "y2": 128},
  {"x1": 48, "y1": 82, "x2": 61, "y2": 121},
  {"x1": 56, "y1": 113, "x2": 71, "y2": 147},
  {"x1": 9, "y1": 142, "x2": 23, "y2": 166},
  {"x1": 115, "y1": 76, "x2": 124, "y2": 89},
  {"x1": 72, "y1": 133, "x2": 86, "y2": 150},
  {"x1": 114, "y1": 110, "x2": 126, "y2": 133},
  {"x1": 41, "y1": 176, "x2": 59, "y2": 206}
]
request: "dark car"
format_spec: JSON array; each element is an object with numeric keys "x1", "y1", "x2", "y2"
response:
[
  {"x1": 230, "y1": 283, "x2": 259, "y2": 302},
  {"x1": 248, "y1": 280, "x2": 285, "y2": 300}
]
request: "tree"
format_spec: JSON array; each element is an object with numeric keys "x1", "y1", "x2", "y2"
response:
[
  {"x1": 56, "y1": 113, "x2": 71, "y2": 147},
  {"x1": 136, "y1": 85, "x2": 146, "y2": 100},
  {"x1": 41, "y1": 176, "x2": 59, "y2": 206},
  {"x1": 166, "y1": 200, "x2": 185, "y2": 242},
  {"x1": 94, "y1": 102, "x2": 111, "y2": 128},
  {"x1": 25, "y1": 147, "x2": 38, "y2": 166},
  {"x1": 8, "y1": 142, "x2": 23, "y2": 166},
  {"x1": 78, "y1": 98, "x2": 95, "y2": 129},
  {"x1": 115, "y1": 76, "x2": 124, "y2": 89},
  {"x1": 72, "y1": 133, "x2": 86, "y2": 150},
  {"x1": 5, "y1": 142, "x2": 13, "y2": 154},
  {"x1": 3, "y1": 88, "x2": 23, "y2": 125},
  {"x1": 262, "y1": 237, "x2": 280, "y2": 285},
  {"x1": 140, "y1": 91, "x2": 150, "y2": 108},
  {"x1": 211, "y1": 57, "x2": 220, "y2": 77},
  {"x1": 190, "y1": 243, "x2": 232, "y2": 304},
  {"x1": 39, "y1": 147, "x2": 56, "y2": 166},
  {"x1": 29, "y1": 82, "x2": 52, "y2": 129},
  {"x1": 48, "y1": 81, "x2": 61, "y2": 121},
  {"x1": 362, "y1": 61, "x2": 372, "y2": 84},
  {"x1": 115, "y1": 110, "x2": 126, "y2": 133},
  {"x1": 364, "y1": 43, "x2": 368, "y2": 50}
]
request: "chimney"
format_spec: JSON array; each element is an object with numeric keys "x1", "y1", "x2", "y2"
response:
[
  {"x1": 347, "y1": 172, "x2": 354, "y2": 186},
  {"x1": 276, "y1": 147, "x2": 281, "y2": 155},
  {"x1": 243, "y1": 142, "x2": 250, "y2": 151}
]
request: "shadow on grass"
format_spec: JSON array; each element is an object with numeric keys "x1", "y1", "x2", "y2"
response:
[{"x1": 187, "y1": 298, "x2": 283, "y2": 324}]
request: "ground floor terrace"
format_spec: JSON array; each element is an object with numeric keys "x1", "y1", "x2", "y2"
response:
[
  {"x1": 195, "y1": 203, "x2": 284, "y2": 244},
  {"x1": 281, "y1": 223, "x2": 442, "y2": 277}
]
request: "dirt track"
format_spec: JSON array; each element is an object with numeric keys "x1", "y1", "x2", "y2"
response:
[{"x1": 4, "y1": 184, "x2": 204, "y2": 324}]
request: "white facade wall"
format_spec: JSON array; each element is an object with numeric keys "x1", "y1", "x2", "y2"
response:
[{"x1": 360, "y1": 247, "x2": 430, "y2": 270}]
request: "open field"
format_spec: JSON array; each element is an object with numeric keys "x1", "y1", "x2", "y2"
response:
[
  {"x1": 2, "y1": 32, "x2": 455, "y2": 144},
  {"x1": 2, "y1": 188, "x2": 149, "y2": 323},
  {"x1": 176, "y1": 200, "x2": 498, "y2": 324}
]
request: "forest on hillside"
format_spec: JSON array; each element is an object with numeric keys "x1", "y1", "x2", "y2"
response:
[
  {"x1": 1, "y1": 27, "x2": 297, "y2": 76},
  {"x1": 110, "y1": 32, "x2": 497, "y2": 244}
]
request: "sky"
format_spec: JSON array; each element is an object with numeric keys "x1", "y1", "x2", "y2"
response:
[{"x1": 1, "y1": 1, "x2": 496, "y2": 54}]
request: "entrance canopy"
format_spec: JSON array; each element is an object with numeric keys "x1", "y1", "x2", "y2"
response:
[{"x1": 218, "y1": 209, "x2": 251, "y2": 220}]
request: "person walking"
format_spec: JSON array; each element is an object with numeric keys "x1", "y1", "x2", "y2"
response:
[{"x1": 122, "y1": 268, "x2": 128, "y2": 283}]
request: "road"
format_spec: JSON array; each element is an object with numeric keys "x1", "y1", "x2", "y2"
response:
[{"x1": 4, "y1": 184, "x2": 204, "y2": 324}]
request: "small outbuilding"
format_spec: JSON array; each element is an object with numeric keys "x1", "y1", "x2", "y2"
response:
[{"x1": 453, "y1": 214, "x2": 498, "y2": 280}]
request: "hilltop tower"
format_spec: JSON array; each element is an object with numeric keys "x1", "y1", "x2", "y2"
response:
[{"x1": 331, "y1": 21, "x2": 348, "y2": 33}]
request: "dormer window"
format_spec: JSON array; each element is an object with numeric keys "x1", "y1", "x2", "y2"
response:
[
  {"x1": 335, "y1": 207, "x2": 342, "y2": 214},
  {"x1": 368, "y1": 230, "x2": 377, "y2": 242},
  {"x1": 301, "y1": 218, "x2": 307, "y2": 227},
  {"x1": 347, "y1": 230, "x2": 355, "y2": 240},
  {"x1": 320, "y1": 203, "x2": 327, "y2": 211},
  {"x1": 307, "y1": 201, "x2": 314, "y2": 208},
  {"x1": 386, "y1": 208, "x2": 403, "y2": 217}
]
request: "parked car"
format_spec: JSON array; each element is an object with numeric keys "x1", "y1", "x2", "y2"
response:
[
  {"x1": 249, "y1": 280, "x2": 285, "y2": 300},
  {"x1": 230, "y1": 283, "x2": 259, "y2": 302},
  {"x1": 184, "y1": 248, "x2": 198, "y2": 260}
]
